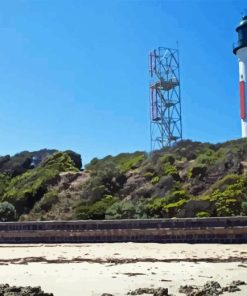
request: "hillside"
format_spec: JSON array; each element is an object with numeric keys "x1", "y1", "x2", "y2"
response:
[{"x1": 0, "y1": 139, "x2": 247, "y2": 221}]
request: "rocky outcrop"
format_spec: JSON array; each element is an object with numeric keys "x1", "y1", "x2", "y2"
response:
[
  {"x1": 0, "y1": 284, "x2": 53, "y2": 296},
  {"x1": 177, "y1": 200, "x2": 215, "y2": 218},
  {"x1": 179, "y1": 280, "x2": 246, "y2": 296}
]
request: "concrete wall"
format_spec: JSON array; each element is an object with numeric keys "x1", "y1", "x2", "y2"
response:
[{"x1": 0, "y1": 217, "x2": 247, "y2": 244}]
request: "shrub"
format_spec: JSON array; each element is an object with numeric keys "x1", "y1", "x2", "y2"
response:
[
  {"x1": 35, "y1": 189, "x2": 59, "y2": 212},
  {"x1": 0, "y1": 173, "x2": 10, "y2": 196},
  {"x1": 159, "y1": 154, "x2": 175, "y2": 165},
  {"x1": 81, "y1": 161, "x2": 125, "y2": 202},
  {"x1": 75, "y1": 195, "x2": 117, "y2": 220},
  {"x1": 118, "y1": 153, "x2": 146, "y2": 173},
  {"x1": 105, "y1": 199, "x2": 147, "y2": 219},
  {"x1": 151, "y1": 176, "x2": 160, "y2": 185},
  {"x1": 2, "y1": 152, "x2": 78, "y2": 215},
  {"x1": 196, "y1": 211, "x2": 210, "y2": 218},
  {"x1": 163, "y1": 199, "x2": 187, "y2": 217},
  {"x1": 211, "y1": 174, "x2": 242, "y2": 192},
  {"x1": 209, "y1": 176, "x2": 247, "y2": 216},
  {"x1": 166, "y1": 189, "x2": 191, "y2": 204},
  {"x1": 146, "y1": 197, "x2": 166, "y2": 218},
  {"x1": 242, "y1": 202, "x2": 247, "y2": 215},
  {"x1": 194, "y1": 149, "x2": 220, "y2": 166},
  {"x1": 163, "y1": 163, "x2": 180, "y2": 180},
  {"x1": 0, "y1": 202, "x2": 16, "y2": 221},
  {"x1": 86, "y1": 152, "x2": 146, "y2": 174}
]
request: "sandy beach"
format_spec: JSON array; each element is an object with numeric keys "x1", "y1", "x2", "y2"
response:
[{"x1": 0, "y1": 243, "x2": 246, "y2": 295}]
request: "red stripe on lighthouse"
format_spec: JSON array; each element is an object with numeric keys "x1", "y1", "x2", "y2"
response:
[{"x1": 240, "y1": 81, "x2": 246, "y2": 119}]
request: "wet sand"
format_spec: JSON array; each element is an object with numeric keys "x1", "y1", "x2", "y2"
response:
[{"x1": 0, "y1": 243, "x2": 246, "y2": 295}]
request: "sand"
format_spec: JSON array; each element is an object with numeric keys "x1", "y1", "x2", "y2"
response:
[{"x1": 0, "y1": 243, "x2": 246, "y2": 295}]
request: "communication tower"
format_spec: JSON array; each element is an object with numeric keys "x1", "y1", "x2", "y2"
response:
[{"x1": 149, "y1": 47, "x2": 182, "y2": 151}]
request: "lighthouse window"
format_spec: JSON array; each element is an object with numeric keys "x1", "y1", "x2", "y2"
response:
[{"x1": 241, "y1": 75, "x2": 243, "y2": 79}]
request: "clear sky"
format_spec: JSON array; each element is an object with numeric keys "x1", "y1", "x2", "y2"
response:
[{"x1": 0, "y1": 0, "x2": 246, "y2": 164}]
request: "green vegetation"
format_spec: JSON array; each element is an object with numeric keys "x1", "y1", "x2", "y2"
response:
[
  {"x1": 151, "y1": 176, "x2": 160, "y2": 185},
  {"x1": 242, "y1": 202, "x2": 247, "y2": 215},
  {"x1": 33, "y1": 189, "x2": 59, "y2": 212},
  {"x1": 75, "y1": 195, "x2": 117, "y2": 219},
  {"x1": 163, "y1": 163, "x2": 180, "y2": 180},
  {"x1": 207, "y1": 175, "x2": 247, "y2": 216},
  {"x1": 146, "y1": 190, "x2": 191, "y2": 218},
  {"x1": 106, "y1": 198, "x2": 148, "y2": 219},
  {"x1": 163, "y1": 198, "x2": 187, "y2": 217},
  {"x1": 1, "y1": 152, "x2": 78, "y2": 216},
  {"x1": 0, "y1": 138, "x2": 247, "y2": 221},
  {"x1": 0, "y1": 202, "x2": 16, "y2": 221},
  {"x1": 196, "y1": 211, "x2": 210, "y2": 218},
  {"x1": 86, "y1": 151, "x2": 146, "y2": 173},
  {"x1": 0, "y1": 173, "x2": 11, "y2": 196}
]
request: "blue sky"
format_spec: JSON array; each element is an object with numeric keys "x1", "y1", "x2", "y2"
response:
[{"x1": 0, "y1": 0, "x2": 245, "y2": 164}]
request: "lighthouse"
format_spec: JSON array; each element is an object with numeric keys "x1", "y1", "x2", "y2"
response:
[{"x1": 233, "y1": 15, "x2": 247, "y2": 138}]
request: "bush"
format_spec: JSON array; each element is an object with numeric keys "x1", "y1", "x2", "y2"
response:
[
  {"x1": 242, "y1": 202, "x2": 247, "y2": 215},
  {"x1": 196, "y1": 211, "x2": 210, "y2": 218},
  {"x1": 146, "y1": 197, "x2": 166, "y2": 218},
  {"x1": 0, "y1": 202, "x2": 16, "y2": 221},
  {"x1": 163, "y1": 163, "x2": 180, "y2": 180},
  {"x1": 209, "y1": 176, "x2": 247, "y2": 216},
  {"x1": 194, "y1": 149, "x2": 220, "y2": 166},
  {"x1": 166, "y1": 189, "x2": 191, "y2": 204},
  {"x1": 81, "y1": 161, "x2": 124, "y2": 202},
  {"x1": 159, "y1": 154, "x2": 175, "y2": 165},
  {"x1": 151, "y1": 176, "x2": 160, "y2": 185},
  {"x1": 163, "y1": 199, "x2": 187, "y2": 217},
  {"x1": 86, "y1": 152, "x2": 146, "y2": 174},
  {"x1": 117, "y1": 153, "x2": 146, "y2": 173},
  {"x1": 1, "y1": 152, "x2": 78, "y2": 215},
  {"x1": 64, "y1": 150, "x2": 82, "y2": 170},
  {"x1": 105, "y1": 199, "x2": 147, "y2": 219},
  {"x1": 75, "y1": 195, "x2": 117, "y2": 220},
  {"x1": 0, "y1": 173, "x2": 10, "y2": 196},
  {"x1": 211, "y1": 174, "x2": 242, "y2": 192},
  {"x1": 34, "y1": 189, "x2": 59, "y2": 212}
]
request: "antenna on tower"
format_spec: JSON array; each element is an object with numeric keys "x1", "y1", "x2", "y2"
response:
[{"x1": 149, "y1": 46, "x2": 182, "y2": 151}]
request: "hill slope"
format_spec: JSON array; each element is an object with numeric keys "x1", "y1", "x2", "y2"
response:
[{"x1": 0, "y1": 139, "x2": 247, "y2": 221}]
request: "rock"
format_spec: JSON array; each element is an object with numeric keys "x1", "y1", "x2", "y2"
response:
[
  {"x1": 101, "y1": 294, "x2": 114, "y2": 296},
  {"x1": 151, "y1": 175, "x2": 174, "y2": 197},
  {"x1": 0, "y1": 284, "x2": 53, "y2": 296},
  {"x1": 222, "y1": 285, "x2": 240, "y2": 293},
  {"x1": 179, "y1": 281, "x2": 222, "y2": 296},
  {"x1": 153, "y1": 287, "x2": 169, "y2": 296},
  {"x1": 230, "y1": 280, "x2": 246, "y2": 286},
  {"x1": 177, "y1": 200, "x2": 214, "y2": 218},
  {"x1": 127, "y1": 288, "x2": 155, "y2": 295},
  {"x1": 179, "y1": 285, "x2": 197, "y2": 294},
  {"x1": 179, "y1": 280, "x2": 247, "y2": 296},
  {"x1": 128, "y1": 287, "x2": 169, "y2": 296}
]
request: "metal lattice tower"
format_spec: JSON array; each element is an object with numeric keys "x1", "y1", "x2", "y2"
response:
[{"x1": 149, "y1": 47, "x2": 182, "y2": 151}]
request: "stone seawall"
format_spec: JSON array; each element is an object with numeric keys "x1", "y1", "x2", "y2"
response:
[{"x1": 0, "y1": 217, "x2": 247, "y2": 244}]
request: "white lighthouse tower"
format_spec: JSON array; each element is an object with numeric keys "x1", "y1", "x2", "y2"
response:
[{"x1": 233, "y1": 15, "x2": 247, "y2": 138}]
